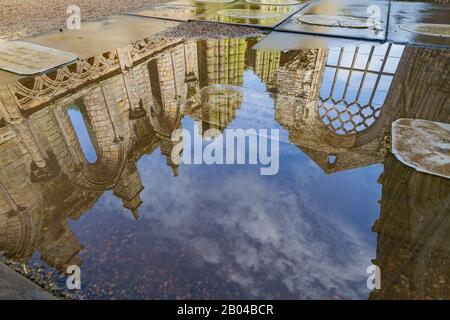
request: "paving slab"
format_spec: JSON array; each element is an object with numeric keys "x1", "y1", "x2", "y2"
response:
[
  {"x1": 24, "y1": 15, "x2": 179, "y2": 59},
  {"x1": 193, "y1": 1, "x2": 309, "y2": 28},
  {"x1": 392, "y1": 119, "x2": 450, "y2": 179},
  {"x1": 0, "y1": 262, "x2": 56, "y2": 300},
  {"x1": 0, "y1": 40, "x2": 78, "y2": 75},
  {"x1": 276, "y1": 0, "x2": 389, "y2": 41},
  {"x1": 252, "y1": 30, "x2": 376, "y2": 50},
  {"x1": 128, "y1": 0, "x2": 310, "y2": 27},
  {"x1": 388, "y1": 2, "x2": 450, "y2": 48},
  {"x1": 127, "y1": 0, "x2": 239, "y2": 22},
  {"x1": 244, "y1": 0, "x2": 307, "y2": 5}
]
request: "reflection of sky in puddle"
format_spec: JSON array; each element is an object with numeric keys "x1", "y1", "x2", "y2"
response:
[
  {"x1": 68, "y1": 107, "x2": 97, "y2": 163},
  {"x1": 69, "y1": 105, "x2": 381, "y2": 299},
  {"x1": 62, "y1": 43, "x2": 388, "y2": 299},
  {"x1": 319, "y1": 43, "x2": 404, "y2": 134}
]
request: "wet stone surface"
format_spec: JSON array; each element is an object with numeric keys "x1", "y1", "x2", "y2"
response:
[
  {"x1": 392, "y1": 119, "x2": 450, "y2": 179},
  {"x1": 297, "y1": 14, "x2": 376, "y2": 29},
  {"x1": 0, "y1": 258, "x2": 57, "y2": 300},
  {"x1": 398, "y1": 24, "x2": 450, "y2": 38},
  {"x1": 276, "y1": 0, "x2": 389, "y2": 41}
]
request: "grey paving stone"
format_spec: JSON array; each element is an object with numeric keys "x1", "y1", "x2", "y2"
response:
[{"x1": 0, "y1": 262, "x2": 56, "y2": 300}]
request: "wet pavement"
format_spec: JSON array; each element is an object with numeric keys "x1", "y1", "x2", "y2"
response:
[
  {"x1": 0, "y1": 0, "x2": 449, "y2": 301},
  {"x1": 25, "y1": 15, "x2": 179, "y2": 59},
  {"x1": 0, "y1": 41, "x2": 78, "y2": 76},
  {"x1": 276, "y1": 0, "x2": 389, "y2": 41},
  {"x1": 388, "y1": 2, "x2": 450, "y2": 47},
  {"x1": 193, "y1": 1, "x2": 307, "y2": 28},
  {"x1": 128, "y1": 0, "x2": 309, "y2": 27}
]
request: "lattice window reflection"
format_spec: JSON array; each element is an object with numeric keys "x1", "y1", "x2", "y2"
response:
[{"x1": 318, "y1": 43, "x2": 404, "y2": 135}]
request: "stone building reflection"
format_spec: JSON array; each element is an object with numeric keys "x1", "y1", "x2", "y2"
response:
[
  {"x1": 0, "y1": 35, "x2": 448, "y2": 299},
  {"x1": 369, "y1": 45, "x2": 450, "y2": 300},
  {"x1": 191, "y1": 38, "x2": 246, "y2": 136},
  {"x1": 370, "y1": 154, "x2": 450, "y2": 299},
  {"x1": 0, "y1": 38, "x2": 194, "y2": 271}
]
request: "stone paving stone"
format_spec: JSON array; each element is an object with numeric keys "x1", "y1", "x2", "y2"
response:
[
  {"x1": 252, "y1": 30, "x2": 373, "y2": 51},
  {"x1": 388, "y1": 2, "x2": 450, "y2": 48},
  {"x1": 0, "y1": 41, "x2": 78, "y2": 75},
  {"x1": 127, "y1": 0, "x2": 209, "y2": 22},
  {"x1": 25, "y1": 15, "x2": 179, "y2": 59},
  {"x1": 194, "y1": 0, "x2": 309, "y2": 28},
  {"x1": 392, "y1": 119, "x2": 450, "y2": 179},
  {"x1": 0, "y1": 262, "x2": 56, "y2": 300},
  {"x1": 276, "y1": 0, "x2": 389, "y2": 41},
  {"x1": 128, "y1": 0, "x2": 309, "y2": 28}
]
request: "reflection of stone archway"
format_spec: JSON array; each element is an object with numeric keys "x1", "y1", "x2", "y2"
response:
[
  {"x1": 57, "y1": 86, "x2": 129, "y2": 190},
  {"x1": 0, "y1": 167, "x2": 43, "y2": 263},
  {"x1": 147, "y1": 44, "x2": 196, "y2": 176},
  {"x1": 274, "y1": 44, "x2": 391, "y2": 174},
  {"x1": 276, "y1": 95, "x2": 387, "y2": 174},
  {"x1": 147, "y1": 45, "x2": 189, "y2": 138}
]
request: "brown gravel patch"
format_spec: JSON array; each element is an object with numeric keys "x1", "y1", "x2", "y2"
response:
[
  {"x1": 0, "y1": 0, "x2": 167, "y2": 40},
  {"x1": 157, "y1": 21, "x2": 266, "y2": 39}
]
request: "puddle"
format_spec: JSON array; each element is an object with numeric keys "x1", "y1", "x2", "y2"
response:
[
  {"x1": 253, "y1": 31, "x2": 373, "y2": 50},
  {"x1": 154, "y1": 4, "x2": 200, "y2": 11},
  {"x1": 217, "y1": 8, "x2": 284, "y2": 20},
  {"x1": 193, "y1": 0, "x2": 306, "y2": 27},
  {"x1": 23, "y1": 15, "x2": 179, "y2": 59},
  {"x1": 297, "y1": 14, "x2": 376, "y2": 29},
  {"x1": 0, "y1": 30, "x2": 449, "y2": 300},
  {"x1": 128, "y1": 0, "x2": 235, "y2": 22},
  {"x1": 388, "y1": 2, "x2": 450, "y2": 47},
  {"x1": 398, "y1": 23, "x2": 450, "y2": 38},
  {"x1": 244, "y1": 0, "x2": 306, "y2": 5},
  {"x1": 195, "y1": 0, "x2": 237, "y2": 3}
]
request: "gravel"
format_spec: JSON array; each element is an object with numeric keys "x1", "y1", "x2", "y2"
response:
[
  {"x1": 157, "y1": 21, "x2": 266, "y2": 39},
  {"x1": 0, "y1": 254, "x2": 80, "y2": 299},
  {"x1": 0, "y1": 0, "x2": 167, "y2": 40}
]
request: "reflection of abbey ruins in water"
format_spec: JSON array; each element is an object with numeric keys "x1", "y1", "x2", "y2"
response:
[{"x1": 0, "y1": 35, "x2": 448, "y2": 298}]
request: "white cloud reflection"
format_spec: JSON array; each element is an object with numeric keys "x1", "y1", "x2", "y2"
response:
[{"x1": 106, "y1": 152, "x2": 379, "y2": 299}]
